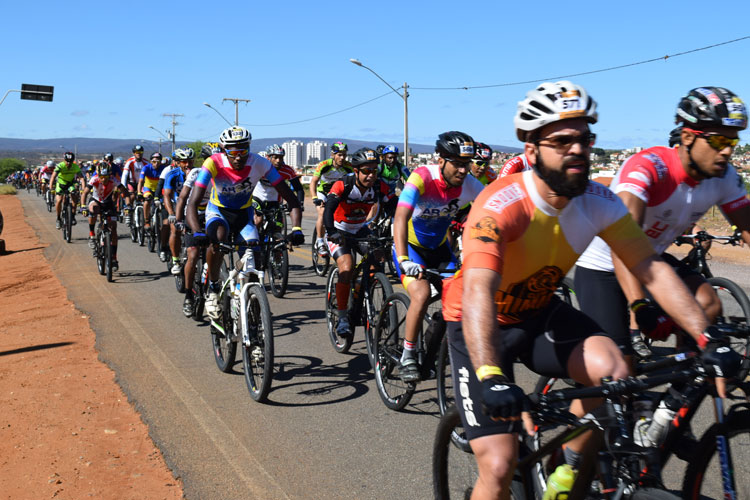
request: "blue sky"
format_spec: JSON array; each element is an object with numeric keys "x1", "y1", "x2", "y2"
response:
[{"x1": 2, "y1": 0, "x2": 750, "y2": 149}]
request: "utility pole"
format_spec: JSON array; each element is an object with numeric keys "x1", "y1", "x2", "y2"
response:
[
  {"x1": 162, "y1": 113, "x2": 184, "y2": 153},
  {"x1": 222, "y1": 98, "x2": 251, "y2": 125}
]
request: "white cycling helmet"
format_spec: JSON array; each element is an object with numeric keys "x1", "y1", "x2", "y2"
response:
[
  {"x1": 514, "y1": 80, "x2": 598, "y2": 142},
  {"x1": 172, "y1": 148, "x2": 195, "y2": 161},
  {"x1": 219, "y1": 126, "x2": 252, "y2": 147},
  {"x1": 266, "y1": 144, "x2": 285, "y2": 156},
  {"x1": 45, "y1": 160, "x2": 55, "y2": 167}
]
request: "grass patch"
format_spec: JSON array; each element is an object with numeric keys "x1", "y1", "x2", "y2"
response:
[{"x1": 0, "y1": 185, "x2": 17, "y2": 195}]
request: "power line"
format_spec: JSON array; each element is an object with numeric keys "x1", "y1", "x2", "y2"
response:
[{"x1": 411, "y1": 35, "x2": 750, "y2": 90}]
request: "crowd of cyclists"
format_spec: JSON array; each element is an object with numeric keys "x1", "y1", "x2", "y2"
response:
[{"x1": 6, "y1": 81, "x2": 750, "y2": 499}]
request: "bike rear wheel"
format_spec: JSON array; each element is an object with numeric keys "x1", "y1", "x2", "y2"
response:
[
  {"x1": 136, "y1": 207, "x2": 145, "y2": 246},
  {"x1": 312, "y1": 227, "x2": 330, "y2": 277},
  {"x1": 325, "y1": 267, "x2": 353, "y2": 353},
  {"x1": 210, "y1": 265, "x2": 237, "y2": 372},
  {"x1": 267, "y1": 239, "x2": 289, "y2": 298},
  {"x1": 436, "y1": 336, "x2": 453, "y2": 416},
  {"x1": 373, "y1": 292, "x2": 416, "y2": 410},
  {"x1": 365, "y1": 271, "x2": 394, "y2": 368},
  {"x1": 242, "y1": 284, "x2": 274, "y2": 402},
  {"x1": 192, "y1": 257, "x2": 207, "y2": 320},
  {"x1": 105, "y1": 231, "x2": 113, "y2": 282}
]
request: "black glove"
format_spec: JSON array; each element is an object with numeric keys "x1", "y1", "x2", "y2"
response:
[
  {"x1": 328, "y1": 231, "x2": 343, "y2": 245},
  {"x1": 700, "y1": 326, "x2": 742, "y2": 379},
  {"x1": 313, "y1": 198, "x2": 323, "y2": 207},
  {"x1": 289, "y1": 229, "x2": 304, "y2": 246},
  {"x1": 480, "y1": 375, "x2": 526, "y2": 420},
  {"x1": 631, "y1": 299, "x2": 674, "y2": 341}
]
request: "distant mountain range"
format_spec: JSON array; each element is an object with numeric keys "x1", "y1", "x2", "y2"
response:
[{"x1": 0, "y1": 136, "x2": 521, "y2": 156}]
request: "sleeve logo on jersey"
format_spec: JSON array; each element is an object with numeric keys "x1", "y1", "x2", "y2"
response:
[
  {"x1": 483, "y1": 183, "x2": 525, "y2": 213},
  {"x1": 470, "y1": 217, "x2": 502, "y2": 243},
  {"x1": 626, "y1": 171, "x2": 650, "y2": 184},
  {"x1": 643, "y1": 153, "x2": 668, "y2": 180}
]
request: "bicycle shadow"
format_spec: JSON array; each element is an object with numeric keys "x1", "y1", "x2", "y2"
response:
[
  {"x1": 114, "y1": 270, "x2": 168, "y2": 283},
  {"x1": 1, "y1": 245, "x2": 46, "y2": 255},
  {"x1": 0, "y1": 341, "x2": 74, "y2": 357},
  {"x1": 272, "y1": 310, "x2": 326, "y2": 338}
]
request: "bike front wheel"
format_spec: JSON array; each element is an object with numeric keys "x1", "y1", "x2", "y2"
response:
[
  {"x1": 311, "y1": 227, "x2": 330, "y2": 277},
  {"x1": 373, "y1": 292, "x2": 416, "y2": 410},
  {"x1": 96, "y1": 230, "x2": 106, "y2": 275},
  {"x1": 267, "y1": 239, "x2": 289, "y2": 298},
  {"x1": 63, "y1": 201, "x2": 72, "y2": 243},
  {"x1": 325, "y1": 267, "x2": 352, "y2": 353},
  {"x1": 365, "y1": 271, "x2": 394, "y2": 368},
  {"x1": 105, "y1": 230, "x2": 113, "y2": 282},
  {"x1": 210, "y1": 265, "x2": 237, "y2": 372},
  {"x1": 242, "y1": 284, "x2": 274, "y2": 402}
]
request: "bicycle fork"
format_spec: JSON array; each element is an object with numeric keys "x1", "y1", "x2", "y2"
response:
[{"x1": 712, "y1": 396, "x2": 738, "y2": 500}]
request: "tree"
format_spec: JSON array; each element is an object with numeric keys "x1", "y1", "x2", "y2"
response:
[{"x1": 0, "y1": 158, "x2": 26, "y2": 180}]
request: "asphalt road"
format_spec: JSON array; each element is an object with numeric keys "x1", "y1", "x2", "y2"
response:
[{"x1": 17, "y1": 190, "x2": 750, "y2": 499}]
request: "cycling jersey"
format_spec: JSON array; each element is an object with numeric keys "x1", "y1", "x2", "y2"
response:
[
  {"x1": 442, "y1": 170, "x2": 655, "y2": 325},
  {"x1": 163, "y1": 168, "x2": 185, "y2": 205},
  {"x1": 88, "y1": 174, "x2": 119, "y2": 202},
  {"x1": 253, "y1": 163, "x2": 298, "y2": 202},
  {"x1": 397, "y1": 165, "x2": 484, "y2": 249},
  {"x1": 184, "y1": 167, "x2": 209, "y2": 211},
  {"x1": 313, "y1": 158, "x2": 353, "y2": 194},
  {"x1": 324, "y1": 174, "x2": 393, "y2": 234},
  {"x1": 378, "y1": 161, "x2": 410, "y2": 191},
  {"x1": 41, "y1": 165, "x2": 54, "y2": 180},
  {"x1": 122, "y1": 157, "x2": 149, "y2": 186},
  {"x1": 54, "y1": 162, "x2": 81, "y2": 184},
  {"x1": 139, "y1": 163, "x2": 165, "y2": 193},
  {"x1": 499, "y1": 153, "x2": 532, "y2": 177},
  {"x1": 472, "y1": 167, "x2": 498, "y2": 186},
  {"x1": 195, "y1": 152, "x2": 282, "y2": 209},
  {"x1": 577, "y1": 146, "x2": 750, "y2": 272}
]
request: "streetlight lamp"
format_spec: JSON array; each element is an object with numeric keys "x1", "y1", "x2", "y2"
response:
[
  {"x1": 203, "y1": 102, "x2": 233, "y2": 126},
  {"x1": 350, "y1": 58, "x2": 410, "y2": 167}
]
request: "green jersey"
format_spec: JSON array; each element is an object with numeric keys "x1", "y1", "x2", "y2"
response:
[{"x1": 54, "y1": 162, "x2": 82, "y2": 184}]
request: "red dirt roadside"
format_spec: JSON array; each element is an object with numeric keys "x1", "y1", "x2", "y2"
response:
[{"x1": 0, "y1": 194, "x2": 183, "y2": 499}]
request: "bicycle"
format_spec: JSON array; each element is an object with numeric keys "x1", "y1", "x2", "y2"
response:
[
  {"x1": 60, "y1": 186, "x2": 78, "y2": 243},
  {"x1": 258, "y1": 204, "x2": 290, "y2": 298},
  {"x1": 371, "y1": 268, "x2": 454, "y2": 412},
  {"x1": 91, "y1": 207, "x2": 117, "y2": 282},
  {"x1": 129, "y1": 197, "x2": 146, "y2": 246},
  {"x1": 311, "y1": 227, "x2": 330, "y2": 277},
  {"x1": 146, "y1": 198, "x2": 164, "y2": 254},
  {"x1": 209, "y1": 235, "x2": 275, "y2": 402},
  {"x1": 45, "y1": 187, "x2": 54, "y2": 213},
  {"x1": 324, "y1": 233, "x2": 394, "y2": 354},
  {"x1": 369, "y1": 212, "x2": 397, "y2": 278}
]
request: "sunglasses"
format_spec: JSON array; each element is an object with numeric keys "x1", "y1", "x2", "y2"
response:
[
  {"x1": 473, "y1": 160, "x2": 488, "y2": 168},
  {"x1": 446, "y1": 158, "x2": 472, "y2": 169},
  {"x1": 225, "y1": 148, "x2": 249, "y2": 158},
  {"x1": 536, "y1": 132, "x2": 596, "y2": 151},
  {"x1": 683, "y1": 128, "x2": 739, "y2": 151},
  {"x1": 358, "y1": 167, "x2": 377, "y2": 175}
]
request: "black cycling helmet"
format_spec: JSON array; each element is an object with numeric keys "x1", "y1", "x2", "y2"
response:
[
  {"x1": 676, "y1": 87, "x2": 748, "y2": 131},
  {"x1": 150, "y1": 152, "x2": 163, "y2": 161},
  {"x1": 435, "y1": 131, "x2": 475, "y2": 160},
  {"x1": 331, "y1": 141, "x2": 348, "y2": 153},
  {"x1": 474, "y1": 142, "x2": 493, "y2": 162},
  {"x1": 350, "y1": 148, "x2": 379, "y2": 168},
  {"x1": 133, "y1": 145, "x2": 144, "y2": 153},
  {"x1": 668, "y1": 126, "x2": 682, "y2": 147},
  {"x1": 64, "y1": 151, "x2": 75, "y2": 162},
  {"x1": 103, "y1": 152, "x2": 114, "y2": 162},
  {"x1": 376, "y1": 145, "x2": 386, "y2": 155}
]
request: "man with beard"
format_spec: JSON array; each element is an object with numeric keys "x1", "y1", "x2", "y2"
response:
[
  {"x1": 576, "y1": 87, "x2": 750, "y2": 359},
  {"x1": 441, "y1": 81, "x2": 740, "y2": 499}
]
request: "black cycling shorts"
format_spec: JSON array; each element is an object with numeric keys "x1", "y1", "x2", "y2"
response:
[
  {"x1": 327, "y1": 227, "x2": 370, "y2": 260},
  {"x1": 447, "y1": 296, "x2": 607, "y2": 440}
]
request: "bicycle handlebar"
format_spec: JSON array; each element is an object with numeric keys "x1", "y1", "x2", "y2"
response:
[{"x1": 675, "y1": 230, "x2": 742, "y2": 246}]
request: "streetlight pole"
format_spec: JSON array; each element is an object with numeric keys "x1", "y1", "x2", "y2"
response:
[
  {"x1": 222, "y1": 98, "x2": 251, "y2": 125},
  {"x1": 148, "y1": 126, "x2": 169, "y2": 154},
  {"x1": 162, "y1": 113, "x2": 183, "y2": 153},
  {"x1": 203, "y1": 102, "x2": 233, "y2": 126},
  {"x1": 350, "y1": 58, "x2": 409, "y2": 167}
]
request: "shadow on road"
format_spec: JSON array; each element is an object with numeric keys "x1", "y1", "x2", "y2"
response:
[
  {"x1": 1, "y1": 245, "x2": 47, "y2": 255},
  {"x1": 114, "y1": 269, "x2": 170, "y2": 283},
  {"x1": 0, "y1": 341, "x2": 74, "y2": 357},
  {"x1": 273, "y1": 310, "x2": 326, "y2": 337}
]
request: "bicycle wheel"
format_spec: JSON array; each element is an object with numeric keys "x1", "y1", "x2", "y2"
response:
[
  {"x1": 364, "y1": 272, "x2": 394, "y2": 368},
  {"x1": 373, "y1": 292, "x2": 416, "y2": 410},
  {"x1": 147, "y1": 217, "x2": 156, "y2": 253},
  {"x1": 210, "y1": 265, "x2": 237, "y2": 372},
  {"x1": 436, "y1": 335, "x2": 454, "y2": 416},
  {"x1": 136, "y1": 207, "x2": 145, "y2": 246},
  {"x1": 267, "y1": 238, "x2": 289, "y2": 298},
  {"x1": 105, "y1": 231, "x2": 113, "y2": 282},
  {"x1": 709, "y1": 277, "x2": 750, "y2": 381},
  {"x1": 682, "y1": 408, "x2": 750, "y2": 500},
  {"x1": 242, "y1": 284, "x2": 274, "y2": 402},
  {"x1": 312, "y1": 227, "x2": 330, "y2": 277},
  {"x1": 63, "y1": 201, "x2": 72, "y2": 243},
  {"x1": 192, "y1": 257, "x2": 207, "y2": 320},
  {"x1": 46, "y1": 192, "x2": 53, "y2": 212},
  {"x1": 96, "y1": 229, "x2": 106, "y2": 275},
  {"x1": 325, "y1": 267, "x2": 353, "y2": 353}
]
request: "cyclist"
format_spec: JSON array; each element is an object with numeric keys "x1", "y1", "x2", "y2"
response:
[
  {"x1": 392, "y1": 131, "x2": 484, "y2": 381},
  {"x1": 49, "y1": 152, "x2": 84, "y2": 230},
  {"x1": 324, "y1": 148, "x2": 395, "y2": 337},
  {"x1": 575, "y1": 87, "x2": 750, "y2": 359},
  {"x1": 153, "y1": 155, "x2": 177, "y2": 262},
  {"x1": 498, "y1": 149, "x2": 533, "y2": 178},
  {"x1": 310, "y1": 141, "x2": 352, "y2": 256},
  {"x1": 164, "y1": 148, "x2": 193, "y2": 274},
  {"x1": 377, "y1": 145, "x2": 410, "y2": 196},
  {"x1": 185, "y1": 126, "x2": 304, "y2": 320},
  {"x1": 441, "y1": 80, "x2": 740, "y2": 499},
  {"x1": 122, "y1": 145, "x2": 149, "y2": 218},
  {"x1": 81, "y1": 164, "x2": 127, "y2": 271},
  {"x1": 252, "y1": 144, "x2": 304, "y2": 231},
  {"x1": 40, "y1": 160, "x2": 55, "y2": 196},
  {"x1": 138, "y1": 152, "x2": 165, "y2": 247},
  {"x1": 470, "y1": 141, "x2": 497, "y2": 186}
]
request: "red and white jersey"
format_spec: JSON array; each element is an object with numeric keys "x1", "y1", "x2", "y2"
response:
[
  {"x1": 500, "y1": 153, "x2": 533, "y2": 178},
  {"x1": 88, "y1": 174, "x2": 120, "y2": 202},
  {"x1": 329, "y1": 175, "x2": 393, "y2": 233},
  {"x1": 122, "y1": 156, "x2": 148, "y2": 185},
  {"x1": 578, "y1": 146, "x2": 750, "y2": 272},
  {"x1": 41, "y1": 164, "x2": 54, "y2": 179},
  {"x1": 252, "y1": 163, "x2": 298, "y2": 202}
]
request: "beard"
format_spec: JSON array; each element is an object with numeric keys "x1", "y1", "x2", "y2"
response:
[{"x1": 535, "y1": 152, "x2": 590, "y2": 199}]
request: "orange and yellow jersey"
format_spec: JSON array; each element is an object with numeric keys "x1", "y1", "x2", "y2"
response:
[{"x1": 442, "y1": 169, "x2": 654, "y2": 325}]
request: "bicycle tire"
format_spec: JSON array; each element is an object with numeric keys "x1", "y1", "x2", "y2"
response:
[
  {"x1": 312, "y1": 227, "x2": 330, "y2": 277},
  {"x1": 105, "y1": 231, "x2": 113, "y2": 282},
  {"x1": 136, "y1": 207, "x2": 145, "y2": 246},
  {"x1": 364, "y1": 271, "x2": 394, "y2": 368},
  {"x1": 96, "y1": 229, "x2": 106, "y2": 275},
  {"x1": 147, "y1": 212, "x2": 156, "y2": 253},
  {"x1": 267, "y1": 239, "x2": 289, "y2": 298},
  {"x1": 211, "y1": 264, "x2": 237, "y2": 372},
  {"x1": 46, "y1": 192, "x2": 53, "y2": 212},
  {"x1": 325, "y1": 267, "x2": 353, "y2": 353},
  {"x1": 373, "y1": 292, "x2": 416, "y2": 410},
  {"x1": 708, "y1": 276, "x2": 750, "y2": 382},
  {"x1": 192, "y1": 256, "x2": 206, "y2": 320},
  {"x1": 682, "y1": 408, "x2": 750, "y2": 500},
  {"x1": 436, "y1": 335, "x2": 453, "y2": 416},
  {"x1": 63, "y1": 201, "x2": 72, "y2": 243},
  {"x1": 242, "y1": 284, "x2": 274, "y2": 402},
  {"x1": 174, "y1": 262, "x2": 186, "y2": 293}
]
